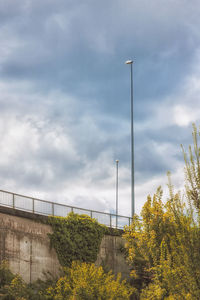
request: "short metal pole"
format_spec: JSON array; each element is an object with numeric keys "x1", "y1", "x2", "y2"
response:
[{"x1": 116, "y1": 160, "x2": 119, "y2": 228}]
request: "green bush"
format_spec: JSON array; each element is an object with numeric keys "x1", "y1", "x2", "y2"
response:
[
  {"x1": 0, "y1": 261, "x2": 15, "y2": 289},
  {"x1": 48, "y1": 212, "x2": 106, "y2": 267}
]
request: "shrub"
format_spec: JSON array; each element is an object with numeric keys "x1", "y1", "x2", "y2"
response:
[
  {"x1": 45, "y1": 261, "x2": 135, "y2": 300},
  {"x1": 48, "y1": 212, "x2": 106, "y2": 267}
]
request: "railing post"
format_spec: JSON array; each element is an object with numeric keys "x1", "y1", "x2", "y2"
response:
[
  {"x1": 110, "y1": 214, "x2": 112, "y2": 228},
  {"x1": 52, "y1": 203, "x2": 54, "y2": 216},
  {"x1": 32, "y1": 199, "x2": 34, "y2": 213},
  {"x1": 13, "y1": 194, "x2": 15, "y2": 209},
  {"x1": 91, "y1": 211, "x2": 93, "y2": 218}
]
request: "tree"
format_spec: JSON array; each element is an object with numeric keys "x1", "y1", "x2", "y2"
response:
[{"x1": 123, "y1": 124, "x2": 200, "y2": 299}]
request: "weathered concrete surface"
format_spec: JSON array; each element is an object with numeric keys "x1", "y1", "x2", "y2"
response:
[
  {"x1": 0, "y1": 206, "x2": 130, "y2": 283},
  {"x1": 0, "y1": 209, "x2": 60, "y2": 283},
  {"x1": 96, "y1": 235, "x2": 131, "y2": 279}
]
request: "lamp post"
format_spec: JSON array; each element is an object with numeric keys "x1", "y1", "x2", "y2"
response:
[
  {"x1": 125, "y1": 60, "x2": 135, "y2": 217},
  {"x1": 116, "y1": 159, "x2": 119, "y2": 227}
]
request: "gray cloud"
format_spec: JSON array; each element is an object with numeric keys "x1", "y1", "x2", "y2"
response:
[{"x1": 0, "y1": 0, "x2": 200, "y2": 215}]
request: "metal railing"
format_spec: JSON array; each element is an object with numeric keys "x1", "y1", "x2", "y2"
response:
[{"x1": 0, "y1": 190, "x2": 132, "y2": 229}]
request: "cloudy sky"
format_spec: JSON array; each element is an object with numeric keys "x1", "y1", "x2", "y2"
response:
[{"x1": 0, "y1": 0, "x2": 200, "y2": 217}]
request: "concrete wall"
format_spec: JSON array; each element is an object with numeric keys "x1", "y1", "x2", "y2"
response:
[
  {"x1": 96, "y1": 235, "x2": 130, "y2": 279},
  {"x1": 0, "y1": 206, "x2": 130, "y2": 283},
  {"x1": 0, "y1": 209, "x2": 60, "y2": 283}
]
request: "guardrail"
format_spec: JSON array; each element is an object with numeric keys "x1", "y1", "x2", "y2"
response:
[{"x1": 0, "y1": 190, "x2": 132, "y2": 229}]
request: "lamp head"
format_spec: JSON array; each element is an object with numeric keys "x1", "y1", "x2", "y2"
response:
[{"x1": 125, "y1": 60, "x2": 133, "y2": 64}]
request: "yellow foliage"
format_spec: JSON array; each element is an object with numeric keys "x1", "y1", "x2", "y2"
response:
[
  {"x1": 8, "y1": 274, "x2": 28, "y2": 299},
  {"x1": 123, "y1": 183, "x2": 200, "y2": 298},
  {"x1": 46, "y1": 261, "x2": 135, "y2": 299}
]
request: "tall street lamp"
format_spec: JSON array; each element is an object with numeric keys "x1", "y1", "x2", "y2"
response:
[
  {"x1": 116, "y1": 159, "x2": 119, "y2": 227},
  {"x1": 125, "y1": 60, "x2": 135, "y2": 217}
]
